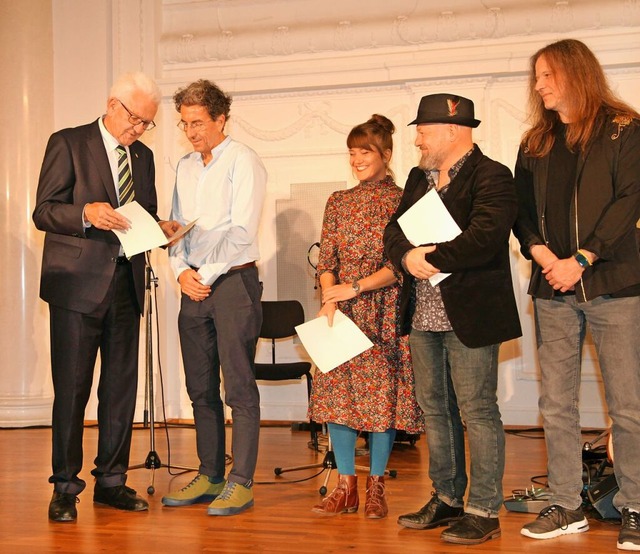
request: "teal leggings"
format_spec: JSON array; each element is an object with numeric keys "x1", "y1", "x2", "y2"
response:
[{"x1": 327, "y1": 422, "x2": 396, "y2": 476}]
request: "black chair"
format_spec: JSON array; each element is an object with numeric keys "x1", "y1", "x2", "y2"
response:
[{"x1": 255, "y1": 300, "x2": 318, "y2": 451}]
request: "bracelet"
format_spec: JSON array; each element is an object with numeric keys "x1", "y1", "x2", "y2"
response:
[{"x1": 573, "y1": 250, "x2": 591, "y2": 268}]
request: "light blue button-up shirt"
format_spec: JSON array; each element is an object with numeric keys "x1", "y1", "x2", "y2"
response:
[{"x1": 169, "y1": 136, "x2": 267, "y2": 286}]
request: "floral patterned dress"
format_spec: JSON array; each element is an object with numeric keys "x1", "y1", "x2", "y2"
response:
[{"x1": 308, "y1": 177, "x2": 423, "y2": 433}]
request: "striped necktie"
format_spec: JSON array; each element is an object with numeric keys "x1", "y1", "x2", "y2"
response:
[{"x1": 116, "y1": 145, "x2": 135, "y2": 205}]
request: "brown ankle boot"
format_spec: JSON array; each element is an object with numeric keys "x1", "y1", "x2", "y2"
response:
[
  {"x1": 365, "y1": 475, "x2": 387, "y2": 519},
  {"x1": 312, "y1": 474, "x2": 358, "y2": 515}
]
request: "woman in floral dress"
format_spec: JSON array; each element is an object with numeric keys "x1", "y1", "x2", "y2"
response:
[{"x1": 309, "y1": 114, "x2": 423, "y2": 519}]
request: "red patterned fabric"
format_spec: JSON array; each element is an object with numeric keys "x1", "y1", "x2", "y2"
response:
[{"x1": 309, "y1": 177, "x2": 424, "y2": 433}]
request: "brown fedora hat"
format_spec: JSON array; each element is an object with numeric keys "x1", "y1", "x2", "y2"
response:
[{"x1": 409, "y1": 93, "x2": 480, "y2": 128}]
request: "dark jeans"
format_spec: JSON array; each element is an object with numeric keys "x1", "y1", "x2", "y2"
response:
[
  {"x1": 409, "y1": 329, "x2": 505, "y2": 516},
  {"x1": 178, "y1": 266, "x2": 262, "y2": 485}
]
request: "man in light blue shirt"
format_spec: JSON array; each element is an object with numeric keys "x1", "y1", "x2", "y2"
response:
[{"x1": 163, "y1": 80, "x2": 267, "y2": 516}]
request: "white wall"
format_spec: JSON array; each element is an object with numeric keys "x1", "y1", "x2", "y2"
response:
[
  {"x1": 0, "y1": 0, "x2": 55, "y2": 426},
  {"x1": 2, "y1": 0, "x2": 639, "y2": 427}
]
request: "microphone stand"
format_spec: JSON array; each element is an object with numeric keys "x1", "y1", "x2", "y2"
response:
[{"x1": 129, "y1": 254, "x2": 196, "y2": 494}]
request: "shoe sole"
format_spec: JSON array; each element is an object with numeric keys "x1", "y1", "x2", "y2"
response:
[
  {"x1": 207, "y1": 500, "x2": 254, "y2": 516},
  {"x1": 617, "y1": 540, "x2": 640, "y2": 551},
  {"x1": 161, "y1": 494, "x2": 218, "y2": 507},
  {"x1": 93, "y1": 500, "x2": 149, "y2": 511},
  {"x1": 521, "y1": 518, "x2": 589, "y2": 539},
  {"x1": 397, "y1": 516, "x2": 462, "y2": 530},
  {"x1": 48, "y1": 515, "x2": 77, "y2": 523},
  {"x1": 312, "y1": 506, "x2": 359, "y2": 516},
  {"x1": 441, "y1": 529, "x2": 501, "y2": 545}
]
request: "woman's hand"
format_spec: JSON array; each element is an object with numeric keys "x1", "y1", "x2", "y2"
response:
[
  {"x1": 318, "y1": 301, "x2": 338, "y2": 327},
  {"x1": 322, "y1": 283, "x2": 357, "y2": 305}
]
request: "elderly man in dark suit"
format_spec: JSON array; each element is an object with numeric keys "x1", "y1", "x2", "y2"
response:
[
  {"x1": 33, "y1": 72, "x2": 179, "y2": 522},
  {"x1": 384, "y1": 93, "x2": 522, "y2": 545}
]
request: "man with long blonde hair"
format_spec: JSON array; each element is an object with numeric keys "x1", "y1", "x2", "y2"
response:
[{"x1": 513, "y1": 38, "x2": 640, "y2": 551}]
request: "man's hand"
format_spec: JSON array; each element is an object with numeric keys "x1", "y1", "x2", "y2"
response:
[
  {"x1": 178, "y1": 268, "x2": 211, "y2": 302},
  {"x1": 543, "y1": 257, "x2": 583, "y2": 292},
  {"x1": 159, "y1": 220, "x2": 181, "y2": 238},
  {"x1": 159, "y1": 220, "x2": 182, "y2": 246},
  {"x1": 405, "y1": 245, "x2": 439, "y2": 280},
  {"x1": 84, "y1": 202, "x2": 130, "y2": 231},
  {"x1": 530, "y1": 244, "x2": 559, "y2": 270}
]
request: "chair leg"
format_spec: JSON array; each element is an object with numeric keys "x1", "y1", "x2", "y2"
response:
[{"x1": 305, "y1": 372, "x2": 319, "y2": 451}]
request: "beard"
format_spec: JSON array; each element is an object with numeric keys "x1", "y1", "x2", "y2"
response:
[{"x1": 418, "y1": 149, "x2": 445, "y2": 171}]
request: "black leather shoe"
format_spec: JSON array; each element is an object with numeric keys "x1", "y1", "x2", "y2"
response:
[
  {"x1": 93, "y1": 484, "x2": 149, "y2": 512},
  {"x1": 441, "y1": 513, "x2": 501, "y2": 545},
  {"x1": 397, "y1": 493, "x2": 464, "y2": 529},
  {"x1": 48, "y1": 491, "x2": 78, "y2": 522}
]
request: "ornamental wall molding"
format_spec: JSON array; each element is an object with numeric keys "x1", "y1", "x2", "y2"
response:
[
  {"x1": 157, "y1": 27, "x2": 640, "y2": 96},
  {"x1": 163, "y1": 75, "x2": 494, "y2": 103},
  {"x1": 160, "y1": 0, "x2": 640, "y2": 66}
]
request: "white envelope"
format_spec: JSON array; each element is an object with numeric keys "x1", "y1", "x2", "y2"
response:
[{"x1": 294, "y1": 310, "x2": 374, "y2": 374}]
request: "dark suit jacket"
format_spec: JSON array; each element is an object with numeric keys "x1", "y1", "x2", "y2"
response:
[
  {"x1": 513, "y1": 114, "x2": 640, "y2": 301},
  {"x1": 33, "y1": 119, "x2": 159, "y2": 314},
  {"x1": 384, "y1": 146, "x2": 522, "y2": 348}
]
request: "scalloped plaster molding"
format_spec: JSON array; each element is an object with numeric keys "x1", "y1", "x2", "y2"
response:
[
  {"x1": 160, "y1": 0, "x2": 640, "y2": 65},
  {"x1": 158, "y1": 28, "x2": 640, "y2": 97}
]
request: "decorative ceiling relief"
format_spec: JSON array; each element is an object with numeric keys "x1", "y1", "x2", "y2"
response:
[{"x1": 160, "y1": 0, "x2": 639, "y2": 65}]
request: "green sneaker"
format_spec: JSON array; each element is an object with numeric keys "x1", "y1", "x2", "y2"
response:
[
  {"x1": 161, "y1": 474, "x2": 226, "y2": 507},
  {"x1": 207, "y1": 481, "x2": 254, "y2": 516}
]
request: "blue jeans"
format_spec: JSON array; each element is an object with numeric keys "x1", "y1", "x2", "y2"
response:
[
  {"x1": 534, "y1": 294, "x2": 640, "y2": 512},
  {"x1": 409, "y1": 330, "x2": 504, "y2": 516}
]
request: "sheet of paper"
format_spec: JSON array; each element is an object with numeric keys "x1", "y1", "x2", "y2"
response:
[
  {"x1": 295, "y1": 310, "x2": 374, "y2": 374},
  {"x1": 113, "y1": 201, "x2": 196, "y2": 258},
  {"x1": 170, "y1": 218, "x2": 198, "y2": 243},
  {"x1": 397, "y1": 188, "x2": 462, "y2": 285}
]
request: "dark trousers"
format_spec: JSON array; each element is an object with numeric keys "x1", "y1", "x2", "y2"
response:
[
  {"x1": 48, "y1": 263, "x2": 140, "y2": 494},
  {"x1": 178, "y1": 266, "x2": 262, "y2": 484}
]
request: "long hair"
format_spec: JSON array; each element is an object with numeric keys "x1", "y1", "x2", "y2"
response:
[
  {"x1": 347, "y1": 114, "x2": 395, "y2": 179},
  {"x1": 522, "y1": 39, "x2": 639, "y2": 157}
]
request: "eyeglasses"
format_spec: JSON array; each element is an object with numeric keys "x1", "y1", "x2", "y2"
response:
[
  {"x1": 117, "y1": 99, "x2": 156, "y2": 130},
  {"x1": 177, "y1": 120, "x2": 213, "y2": 132}
]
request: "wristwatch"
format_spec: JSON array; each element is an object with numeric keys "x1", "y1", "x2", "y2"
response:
[
  {"x1": 351, "y1": 281, "x2": 361, "y2": 295},
  {"x1": 573, "y1": 250, "x2": 591, "y2": 268}
]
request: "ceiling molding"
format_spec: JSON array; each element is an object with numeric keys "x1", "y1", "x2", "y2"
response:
[{"x1": 160, "y1": 0, "x2": 640, "y2": 65}]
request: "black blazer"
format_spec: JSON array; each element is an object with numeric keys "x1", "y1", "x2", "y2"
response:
[
  {"x1": 513, "y1": 114, "x2": 640, "y2": 301},
  {"x1": 33, "y1": 119, "x2": 159, "y2": 314},
  {"x1": 384, "y1": 146, "x2": 522, "y2": 348}
]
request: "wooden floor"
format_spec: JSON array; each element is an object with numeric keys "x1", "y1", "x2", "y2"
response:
[{"x1": 0, "y1": 424, "x2": 621, "y2": 553}]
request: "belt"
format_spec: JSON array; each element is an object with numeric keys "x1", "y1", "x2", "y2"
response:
[
  {"x1": 228, "y1": 261, "x2": 256, "y2": 272},
  {"x1": 112, "y1": 256, "x2": 130, "y2": 265},
  {"x1": 189, "y1": 261, "x2": 255, "y2": 273}
]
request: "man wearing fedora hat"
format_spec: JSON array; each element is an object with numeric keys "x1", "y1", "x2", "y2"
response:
[{"x1": 384, "y1": 93, "x2": 521, "y2": 545}]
